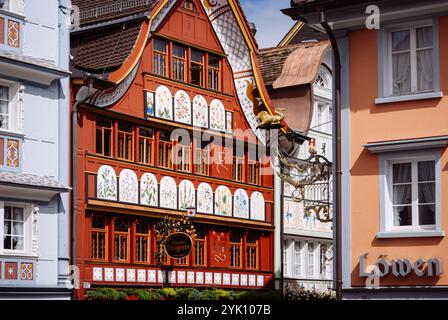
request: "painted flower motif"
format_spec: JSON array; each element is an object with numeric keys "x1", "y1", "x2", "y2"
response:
[
  {"x1": 197, "y1": 183, "x2": 213, "y2": 214},
  {"x1": 215, "y1": 186, "x2": 232, "y2": 216},
  {"x1": 179, "y1": 180, "x2": 195, "y2": 210},
  {"x1": 174, "y1": 90, "x2": 191, "y2": 124},
  {"x1": 193, "y1": 95, "x2": 209, "y2": 128},
  {"x1": 140, "y1": 173, "x2": 158, "y2": 206},
  {"x1": 156, "y1": 86, "x2": 173, "y2": 120},
  {"x1": 97, "y1": 165, "x2": 117, "y2": 201},
  {"x1": 234, "y1": 189, "x2": 249, "y2": 219}
]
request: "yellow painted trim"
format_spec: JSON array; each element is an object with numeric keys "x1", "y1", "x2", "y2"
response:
[{"x1": 278, "y1": 21, "x2": 304, "y2": 47}]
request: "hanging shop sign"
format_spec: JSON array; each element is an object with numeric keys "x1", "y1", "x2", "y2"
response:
[
  {"x1": 359, "y1": 254, "x2": 443, "y2": 278},
  {"x1": 165, "y1": 232, "x2": 193, "y2": 259}
]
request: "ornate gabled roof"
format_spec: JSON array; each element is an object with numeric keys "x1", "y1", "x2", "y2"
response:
[{"x1": 258, "y1": 40, "x2": 330, "y2": 88}]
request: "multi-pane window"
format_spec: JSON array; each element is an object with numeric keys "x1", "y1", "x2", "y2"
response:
[
  {"x1": 293, "y1": 241, "x2": 302, "y2": 276},
  {"x1": 154, "y1": 39, "x2": 168, "y2": 77},
  {"x1": 117, "y1": 122, "x2": 133, "y2": 161},
  {"x1": 307, "y1": 243, "x2": 315, "y2": 277},
  {"x1": 190, "y1": 50, "x2": 204, "y2": 87},
  {"x1": 245, "y1": 232, "x2": 258, "y2": 270},
  {"x1": 158, "y1": 130, "x2": 173, "y2": 169},
  {"x1": 233, "y1": 148, "x2": 244, "y2": 182},
  {"x1": 248, "y1": 150, "x2": 260, "y2": 185},
  {"x1": 229, "y1": 230, "x2": 242, "y2": 268},
  {"x1": 0, "y1": 0, "x2": 10, "y2": 10},
  {"x1": 391, "y1": 160, "x2": 436, "y2": 228},
  {"x1": 183, "y1": 0, "x2": 197, "y2": 12},
  {"x1": 91, "y1": 214, "x2": 107, "y2": 261},
  {"x1": 194, "y1": 145, "x2": 210, "y2": 175},
  {"x1": 135, "y1": 220, "x2": 150, "y2": 263},
  {"x1": 390, "y1": 25, "x2": 434, "y2": 96},
  {"x1": 283, "y1": 240, "x2": 290, "y2": 276},
  {"x1": 194, "y1": 227, "x2": 206, "y2": 266},
  {"x1": 0, "y1": 85, "x2": 10, "y2": 130},
  {"x1": 138, "y1": 127, "x2": 154, "y2": 165},
  {"x1": 95, "y1": 116, "x2": 113, "y2": 156},
  {"x1": 207, "y1": 54, "x2": 220, "y2": 91},
  {"x1": 172, "y1": 45, "x2": 187, "y2": 82},
  {"x1": 3, "y1": 206, "x2": 25, "y2": 252},
  {"x1": 176, "y1": 137, "x2": 191, "y2": 172},
  {"x1": 113, "y1": 217, "x2": 129, "y2": 262}
]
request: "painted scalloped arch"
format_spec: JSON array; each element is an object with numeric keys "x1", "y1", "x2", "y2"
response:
[
  {"x1": 140, "y1": 173, "x2": 158, "y2": 206},
  {"x1": 215, "y1": 185, "x2": 232, "y2": 216},
  {"x1": 97, "y1": 165, "x2": 117, "y2": 201},
  {"x1": 155, "y1": 85, "x2": 173, "y2": 120},
  {"x1": 160, "y1": 176, "x2": 177, "y2": 209},
  {"x1": 193, "y1": 95, "x2": 209, "y2": 128},
  {"x1": 119, "y1": 169, "x2": 138, "y2": 204},
  {"x1": 250, "y1": 191, "x2": 265, "y2": 221},
  {"x1": 233, "y1": 188, "x2": 249, "y2": 219},
  {"x1": 197, "y1": 182, "x2": 213, "y2": 214},
  {"x1": 174, "y1": 90, "x2": 192, "y2": 124},
  {"x1": 179, "y1": 179, "x2": 196, "y2": 210},
  {"x1": 209, "y1": 99, "x2": 225, "y2": 132}
]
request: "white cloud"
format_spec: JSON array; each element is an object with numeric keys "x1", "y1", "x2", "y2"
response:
[{"x1": 240, "y1": 0, "x2": 295, "y2": 48}]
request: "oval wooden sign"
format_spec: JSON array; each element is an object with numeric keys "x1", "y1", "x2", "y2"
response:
[{"x1": 164, "y1": 232, "x2": 193, "y2": 259}]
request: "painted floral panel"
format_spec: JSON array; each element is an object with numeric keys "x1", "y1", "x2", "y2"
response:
[
  {"x1": 97, "y1": 165, "x2": 117, "y2": 201},
  {"x1": 215, "y1": 185, "x2": 232, "y2": 216},
  {"x1": 140, "y1": 173, "x2": 158, "y2": 206},
  {"x1": 250, "y1": 191, "x2": 265, "y2": 221},
  {"x1": 155, "y1": 85, "x2": 173, "y2": 120},
  {"x1": 193, "y1": 95, "x2": 209, "y2": 128},
  {"x1": 209, "y1": 99, "x2": 225, "y2": 132},
  {"x1": 160, "y1": 176, "x2": 177, "y2": 209},
  {"x1": 197, "y1": 183, "x2": 213, "y2": 214},
  {"x1": 145, "y1": 91, "x2": 155, "y2": 117},
  {"x1": 174, "y1": 90, "x2": 192, "y2": 124},
  {"x1": 119, "y1": 169, "x2": 138, "y2": 204},
  {"x1": 178, "y1": 180, "x2": 195, "y2": 210},
  {"x1": 284, "y1": 198, "x2": 301, "y2": 229},
  {"x1": 233, "y1": 189, "x2": 249, "y2": 219}
]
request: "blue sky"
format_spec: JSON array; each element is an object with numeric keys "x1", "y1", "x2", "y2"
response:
[{"x1": 240, "y1": 0, "x2": 294, "y2": 48}]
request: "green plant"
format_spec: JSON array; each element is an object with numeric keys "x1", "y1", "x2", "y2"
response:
[
  {"x1": 232, "y1": 290, "x2": 282, "y2": 300},
  {"x1": 159, "y1": 287, "x2": 177, "y2": 299},
  {"x1": 175, "y1": 288, "x2": 202, "y2": 300},
  {"x1": 201, "y1": 288, "x2": 233, "y2": 301},
  {"x1": 86, "y1": 288, "x2": 128, "y2": 300},
  {"x1": 284, "y1": 287, "x2": 336, "y2": 300},
  {"x1": 134, "y1": 289, "x2": 163, "y2": 300}
]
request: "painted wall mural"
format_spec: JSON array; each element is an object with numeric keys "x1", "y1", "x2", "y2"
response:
[
  {"x1": 284, "y1": 198, "x2": 300, "y2": 229},
  {"x1": 233, "y1": 189, "x2": 249, "y2": 219},
  {"x1": 215, "y1": 185, "x2": 232, "y2": 216},
  {"x1": 199, "y1": 0, "x2": 267, "y2": 144},
  {"x1": 140, "y1": 173, "x2": 158, "y2": 206},
  {"x1": 250, "y1": 192, "x2": 265, "y2": 221},
  {"x1": 97, "y1": 165, "x2": 117, "y2": 201},
  {"x1": 160, "y1": 176, "x2": 177, "y2": 209},
  {"x1": 155, "y1": 85, "x2": 173, "y2": 120},
  {"x1": 197, "y1": 182, "x2": 213, "y2": 214},
  {"x1": 179, "y1": 179, "x2": 195, "y2": 210},
  {"x1": 145, "y1": 91, "x2": 155, "y2": 117},
  {"x1": 119, "y1": 169, "x2": 138, "y2": 204},
  {"x1": 193, "y1": 95, "x2": 209, "y2": 128},
  {"x1": 209, "y1": 99, "x2": 226, "y2": 132},
  {"x1": 174, "y1": 90, "x2": 192, "y2": 124}
]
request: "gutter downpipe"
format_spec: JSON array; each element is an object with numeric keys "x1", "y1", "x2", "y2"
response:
[
  {"x1": 318, "y1": 10, "x2": 343, "y2": 301},
  {"x1": 71, "y1": 85, "x2": 93, "y2": 300}
]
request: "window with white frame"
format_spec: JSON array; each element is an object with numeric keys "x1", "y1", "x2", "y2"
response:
[
  {"x1": 307, "y1": 242, "x2": 315, "y2": 277},
  {"x1": 381, "y1": 150, "x2": 441, "y2": 236},
  {"x1": 293, "y1": 241, "x2": 303, "y2": 277},
  {"x1": 0, "y1": 80, "x2": 20, "y2": 133},
  {"x1": 384, "y1": 21, "x2": 435, "y2": 97},
  {"x1": 283, "y1": 240, "x2": 291, "y2": 276},
  {"x1": 312, "y1": 101, "x2": 331, "y2": 134},
  {"x1": 1, "y1": 203, "x2": 32, "y2": 255},
  {"x1": 0, "y1": 0, "x2": 22, "y2": 14}
]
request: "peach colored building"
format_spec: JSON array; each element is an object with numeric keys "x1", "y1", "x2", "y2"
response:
[{"x1": 284, "y1": 0, "x2": 448, "y2": 298}]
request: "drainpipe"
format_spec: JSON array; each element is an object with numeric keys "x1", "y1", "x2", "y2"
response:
[
  {"x1": 318, "y1": 10, "x2": 343, "y2": 300},
  {"x1": 71, "y1": 84, "x2": 93, "y2": 300}
]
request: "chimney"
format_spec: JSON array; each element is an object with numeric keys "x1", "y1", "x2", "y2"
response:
[{"x1": 249, "y1": 22, "x2": 257, "y2": 36}]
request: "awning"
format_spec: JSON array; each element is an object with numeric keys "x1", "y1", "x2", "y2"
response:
[{"x1": 0, "y1": 171, "x2": 70, "y2": 202}]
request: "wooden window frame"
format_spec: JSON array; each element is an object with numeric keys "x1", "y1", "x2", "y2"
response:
[
  {"x1": 193, "y1": 229, "x2": 207, "y2": 267},
  {"x1": 117, "y1": 122, "x2": 134, "y2": 161},
  {"x1": 207, "y1": 54, "x2": 221, "y2": 91},
  {"x1": 90, "y1": 214, "x2": 108, "y2": 262},
  {"x1": 233, "y1": 156, "x2": 245, "y2": 182},
  {"x1": 158, "y1": 131, "x2": 174, "y2": 169},
  {"x1": 190, "y1": 49, "x2": 204, "y2": 87},
  {"x1": 172, "y1": 44, "x2": 187, "y2": 82},
  {"x1": 113, "y1": 217, "x2": 130, "y2": 263},
  {"x1": 95, "y1": 117, "x2": 113, "y2": 157},
  {"x1": 245, "y1": 232, "x2": 259, "y2": 270},
  {"x1": 248, "y1": 159, "x2": 261, "y2": 185},
  {"x1": 175, "y1": 139, "x2": 192, "y2": 173},
  {"x1": 135, "y1": 219, "x2": 151, "y2": 264},
  {"x1": 229, "y1": 231, "x2": 242, "y2": 269},
  {"x1": 138, "y1": 127, "x2": 155, "y2": 165},
  {"x1": 153, "y1": 38, "x2": 169, "y2": 77},
  {"x1": 194, "y1": 146, "x2": 210, "y2": 176}
]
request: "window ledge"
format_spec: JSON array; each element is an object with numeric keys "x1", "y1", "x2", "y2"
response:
[
  {"x1": 375, "y1": 91, "x2": 443, "y2": 105},
  {"x1": 376, "y1": 230, "x2": 445, "y2": 239}
]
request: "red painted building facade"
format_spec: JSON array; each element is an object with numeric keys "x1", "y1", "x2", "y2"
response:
[{"x1": 70, "y1": 0, "x2": 276, "y2": 299}]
